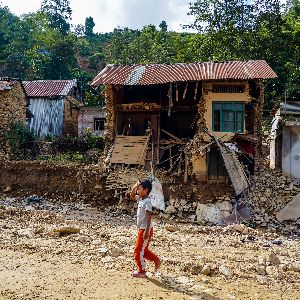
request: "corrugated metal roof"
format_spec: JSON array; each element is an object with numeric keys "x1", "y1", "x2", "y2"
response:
[
  {"x1": 91, "y1": 60, "x2": 277, "y2": 86},
  {"x1": 23, "y1": 80, "x2": 77, "y2": 97},
  {"x1": 280, "y1": 101, "x2": 300, "y2": 114}
]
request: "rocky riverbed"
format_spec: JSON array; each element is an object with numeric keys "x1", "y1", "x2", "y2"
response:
[{"x1": 0, "y1": 196, "x2": 299, "y2": 300}]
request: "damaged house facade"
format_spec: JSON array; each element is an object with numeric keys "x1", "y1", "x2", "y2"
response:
[
  {"x1": 23, "y1": 80, "x2": 82, "y2": 138},
  {"x1": 92, "y1": 61, "x2": 276, "y2": 198},
  {"x1": 270, "y1": 99, "x2": 300, "y2": 178},
  {"x1": 0, "y1": 78, "x2": 29, "y2": 155}
]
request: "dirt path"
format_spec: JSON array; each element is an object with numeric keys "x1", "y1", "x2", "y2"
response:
[
  {"x1": 0, "y1": 249, "x2": 194, "y2": 300},
  {"x1": 0, "y1": 197, "x2": 299, "y2": 300}
]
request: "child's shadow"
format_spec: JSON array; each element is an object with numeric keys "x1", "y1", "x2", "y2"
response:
[{"x1": 146, "y1": 273, "x2": 222, "y2": 300}]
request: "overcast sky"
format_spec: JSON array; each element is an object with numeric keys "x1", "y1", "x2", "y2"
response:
[{"x1": 0, "y1": 0, "x2": 195, "y2": 33}]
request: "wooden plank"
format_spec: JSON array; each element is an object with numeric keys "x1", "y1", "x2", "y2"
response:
[
  {"x1": 184, "y1": 150, "x2": 188, "y2": 183},
  {"x1": 109, "y1": 135, "x2": 150, "y2": 165},
  {"x1": 161, "y1": 129, "x2": 182, "y2": 143},
  {"x1": 183, "y1": 82, "x2": 188, "y2": 99},
  {"x1": 137, "y1": 135, "x2": 150, "y2": 165}
]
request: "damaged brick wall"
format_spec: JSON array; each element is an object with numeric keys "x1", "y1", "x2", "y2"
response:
[
  {"x1": 63, "y1": 96, "x2": 81, "y2": 137},
  {"x1": 104, "y1": 85, "x2": 117, "y2": 155},
  {"x1": 252, "y1": 80, "x2": 265, "y2": 172},
  {"x1": 0, "y1": 81, "x2": 27, "y2": 155}
]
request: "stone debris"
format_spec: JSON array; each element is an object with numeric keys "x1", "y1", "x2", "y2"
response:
[
  {"x1": 219, "y1": 265, "x2": 232, "y2": 278},
  {"x1": 52, "y1": 226, "x2": 80, "y2": 235},
  {"x1": 110, "y1": 246, "x2": 124, "y2": 257},
  {"x1": 165, "y1": 224, "x2": 180, "y2": 232},
  {"x1": 26, "y1": 195, "x2": 44, "y2": 203},
  {"x1": 3, "y1": 186, "x2": 12, "y2": 192},
  {"x1": 98, "y1": 247, "x2": 109, "y2": 256},
  {"x1": 276, "y1": 192, "x2": 300, "y2": 221},
  {"x1": 162, "y1": 197, "x2": 234, "y2": 226},
  {"x1": 201, "y1": 265, "x2": 211, "y2": 276},
  {"x1": 247, "y1": 166, "x2": 300, "y2": 234},
  {"x1": 195, "y1": 203, "x2": 222, "y2": 225},
  {"x1": 268, "y1": 252, "x2": 281, "y2": 265}
]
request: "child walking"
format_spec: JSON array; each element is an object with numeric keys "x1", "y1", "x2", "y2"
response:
[{"x1": 130, "y1": 179, "x2": 161, "y2": 278}]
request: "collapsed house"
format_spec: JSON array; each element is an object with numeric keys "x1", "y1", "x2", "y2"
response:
[
  {"x1": 270, "y1": 99, "x2": 300, "y2": 178},
  {"x1": 0, "y1": 78, "x2": 29, "y2": 155},
  {"x1": 23, "y1": 80, "x2": 82, "y2": 138},
  {"x1": 91, "y1": 61, "x2": 277, "y2": 201}
]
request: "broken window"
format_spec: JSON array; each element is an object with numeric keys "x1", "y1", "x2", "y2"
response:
[
  {"x1": 213, "y1": 102, "x2": 244, "y2": 133},
  {"x1": 212, "y1": 84, "x2": 245, "y2": 93},
  {"x1": 94, "y1": 118, "x2": 105, "y2": 131}
]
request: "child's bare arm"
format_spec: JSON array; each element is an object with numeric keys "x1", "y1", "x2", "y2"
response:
[
  {"x1": 143, "y1": 210, "x2": 151, "y2": 240},
  {"x1": 130, "y1": 181, "x2": 139, "y2": 200}
]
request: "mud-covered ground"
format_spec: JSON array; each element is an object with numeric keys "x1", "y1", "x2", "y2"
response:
[{"x1": 0, "y1": 196, "x2": 299, "y2": 300}]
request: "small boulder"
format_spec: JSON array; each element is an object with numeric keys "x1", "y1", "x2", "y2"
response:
[
  {"x1": 52, "y1": 226, "x2": 80, "y2": 235},
  {"x1": 268, "y1": 252, "x2": 281, "y2": 265},
  {"x1": 256, "y1": 265, "x2": 266, "y2": 276},
  {"x1": 219, "y1": 265, "x2": 232, "y2": 278},
  {"x1": 165, "y1": 205, "x2": 177, "y2": 214},
  {"x1": 216, "y1": 201, "x2": 233, "y2": 212},
  {"x1": 110, "y1": 246, "x2": 124, "y2": 257},
  {"x1": 3, "y1": 186, "x2": 12, "y2": 193},
  {"x1": 201, "y1": 265, "x2": 211, "y2": 276},
  {"x1": 288, "y1": 263, "x2": 300, "y2": 272},
  {"x1": 165, "y1": 224, "x2": 180, "y2": 232},
  {"x1": 98, "y1": 247, "x2": 109, "y2": 257}
]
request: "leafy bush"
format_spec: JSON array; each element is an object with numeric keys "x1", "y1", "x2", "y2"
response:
[
  {"x1": 84, "y1": 132, "x2": 105, "y2": 149},
  {"x1": 37, "y1": 133, "x2": 105, "y2": 164},
  {"x1": 50, "y1": 134, "x2": 104, "y2": 153},
  {"x1": 37, "y1": 151, "x2": 86, "y2": 163},
  {"x1": 5, "y1": 121, "x2": 38, "y2": 159}
]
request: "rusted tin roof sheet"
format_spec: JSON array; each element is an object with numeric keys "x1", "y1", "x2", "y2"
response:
[
  {"x1": 91, "y1": 60, "x2": 277, "y2": 86},
  {"x1": 23, "y1": 80, "x2": 77, "y2": 97}
]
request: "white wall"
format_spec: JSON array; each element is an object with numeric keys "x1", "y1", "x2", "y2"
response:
[{"x1": 78, "y1": 107, "x2": 106, "y2": 136}]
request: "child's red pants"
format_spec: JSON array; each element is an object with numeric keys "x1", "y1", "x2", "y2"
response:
[{"x1": 134, "y1": 228, "x2": 159, "y2": 272}]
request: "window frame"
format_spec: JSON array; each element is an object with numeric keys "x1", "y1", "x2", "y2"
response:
[
  {"x1": 94, "y1": 117, "x2": 105, "y2": 131},
  {"x1": 212, "y1": 102, "x2": 245, "y2": 133}
]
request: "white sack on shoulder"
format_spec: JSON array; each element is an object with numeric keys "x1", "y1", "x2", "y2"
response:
[{"x1": 149, "y1": 177, "x2": 165, "y2": 211}]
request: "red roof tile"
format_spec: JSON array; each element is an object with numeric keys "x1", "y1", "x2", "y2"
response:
[
  {"x1": 23, "y1": 80, "x2": 77, "y2": 97},
  {"x1": 91, "y1": 60, "x2": 277, "y2": 86}
]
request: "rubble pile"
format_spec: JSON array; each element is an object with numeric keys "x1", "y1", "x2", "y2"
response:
[
  {"x1": 104, "y1": 167, "x2": 150, "y2": 200},
  {"x1": 248, "y1": 166, "x2": 300, "y2": 234},
  {"x1": 0, "y1": 197, "x2": 299, "y2": 299},
  {"x1": 161, "y1": 195, "x2": 233, "y2": 225}
]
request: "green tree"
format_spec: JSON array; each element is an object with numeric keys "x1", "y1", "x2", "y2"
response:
[
  {"x1": 105, "y1": 27, "x2": 141, "y2": 64},
  {"x1": 43, "y1": 35, "x2": 77, "y2": 79},
  {"x1": 85, "y1": 16, "x2": 95, "y2": 38},
  {"x1": 283, "y1": 0, "x2": 300, "y2": 98},
  {"x1": 159, "y1": 20, "x2": 168, "y2": 31},
  {"x1": 41, "y1": 0, "x2": 72, "y2": 35},
  {"x1": 0, "y1": 6, "x2": 29, "y2": 77}
]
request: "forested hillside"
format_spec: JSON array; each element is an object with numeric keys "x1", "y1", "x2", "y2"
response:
[{"x1": 0, "y1": 0, "x2": 299, "y2": 109}]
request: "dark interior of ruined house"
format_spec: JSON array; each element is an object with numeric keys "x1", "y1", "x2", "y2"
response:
[
  {"x1": 113, "y1": 82, "x2": 200, "y2": 169},
  {"x1": 116, "y1": 82, "x2": 200, "y2": 138}
]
